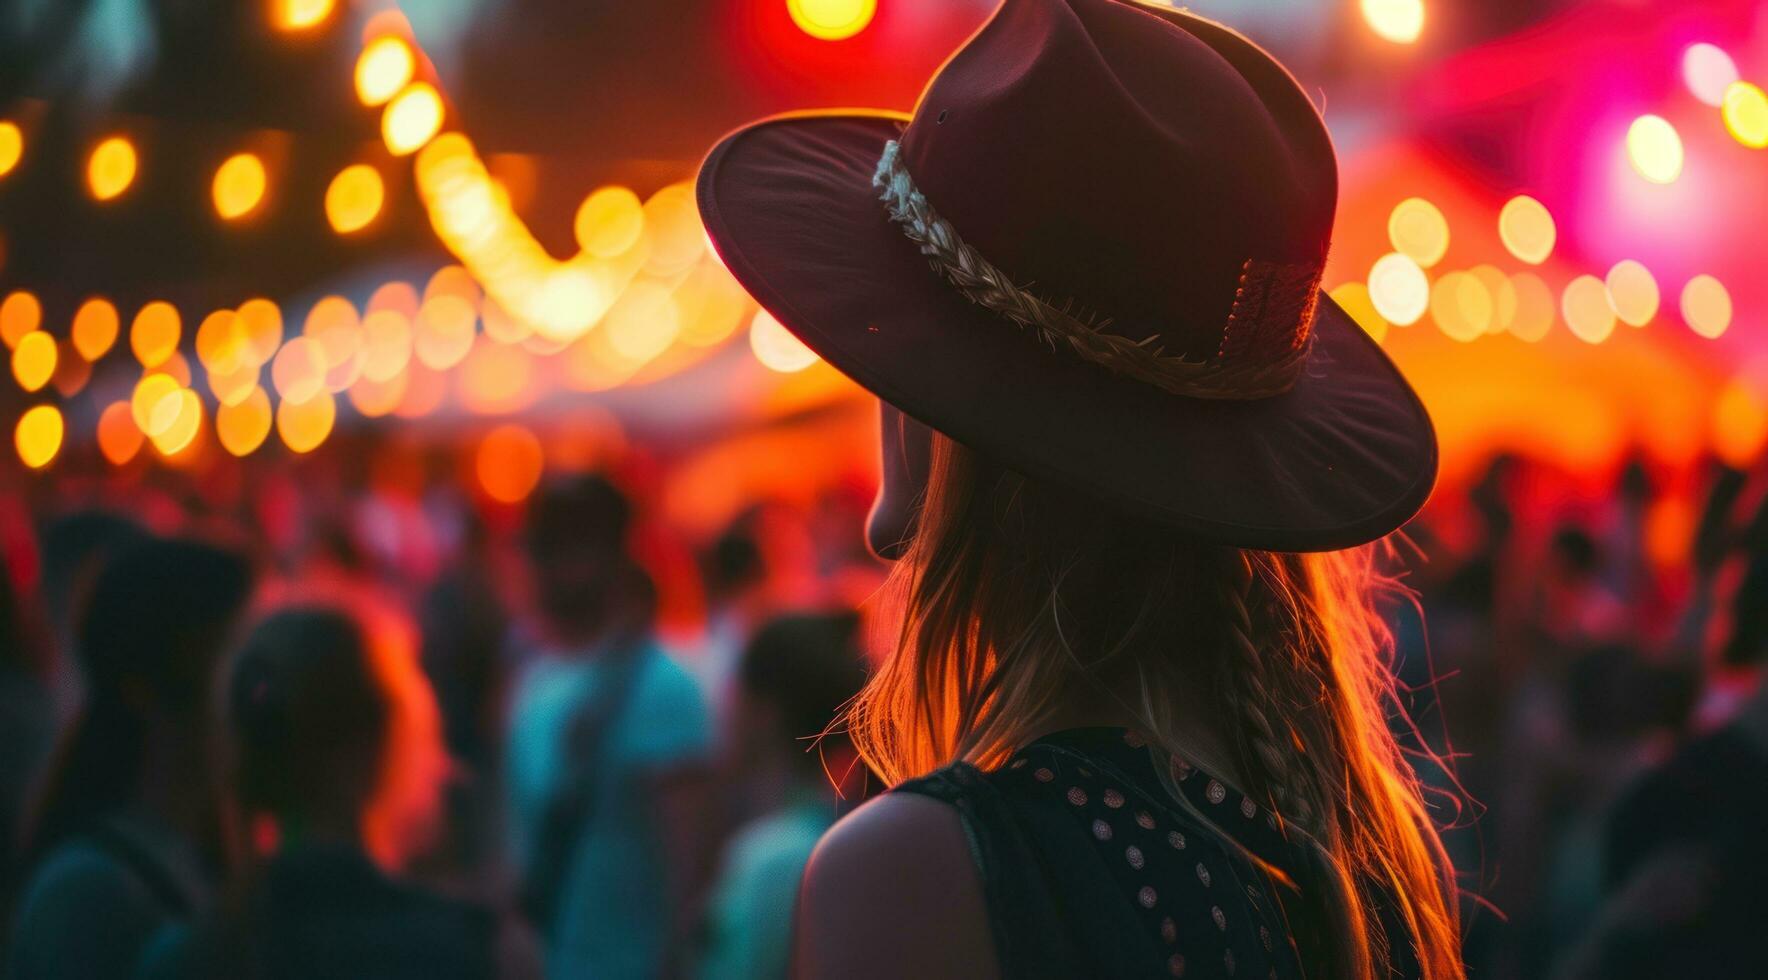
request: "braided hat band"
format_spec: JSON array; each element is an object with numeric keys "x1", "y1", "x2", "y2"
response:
[{"x1": 872, "y1": 140, "x2": 1322, "y2": 401}]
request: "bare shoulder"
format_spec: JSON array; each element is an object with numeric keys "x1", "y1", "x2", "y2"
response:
[{"x1": 792, "y1": 791, "x2": 998, "y2": 980}]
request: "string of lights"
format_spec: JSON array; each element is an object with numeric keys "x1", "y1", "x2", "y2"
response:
[{"x1": 0, "y1": 0, "x2": 1759, "y2": 482}]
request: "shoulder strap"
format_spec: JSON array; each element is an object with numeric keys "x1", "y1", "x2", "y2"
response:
[
  {"x1": 520, "y1": 644, "x2": 649, "y2": 932},
  {"x1": 81, "y1": 822, "x2": 197, "y2": 918}
]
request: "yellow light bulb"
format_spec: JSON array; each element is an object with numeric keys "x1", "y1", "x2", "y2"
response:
[
  {"x1": 787, "y1": 0, "x2": 877, "y2": 41},
  {"x1": 1625, "y1": 115, "x2": 1683, "y2": 184},
  {"x1": 326, "y1": 164, "x2": 385, "y2": 234},
  {"x1": 0, "y1": 121, "x2": 22, "y2": 178},
  {"x1": 355, "y1": 36, "x2": 416, "y2": 107},
  {"x1": 1722, "y1": 81, "x2": 1768, "y2": 149},
  {"x1": 130, "y1": 301, "x2": 182, "y2": 369},
  {"x1": 216, "y1": 386, "x2": 273, "y2": 457},
  {"x1": 212, "y1": 152, "x2": 268, "y2": 219},
  {"x1": 749, "y1": 309, "x2": 819, "y2": 373},
  {"x1": 274, "y1": 0, "x2": 334, "y2": 31},
  {"x1": 1360, "y1": 0, "x2": 1424, "y2": 44},
  {"x1": 87, "y1": 136, "x2": 137, "y2": 201},
  {"x1": 72, "y1": 298, "x2": 120, "y2": 361},
  {"x1": 1, "y1": 290, "x2": 41, "y2": 349},
  {"x1": 15, "y1": 405, "x2": 63, "y2": 469},
  {"x1": 11, "y1": 331, "x2": 57, "y2": 392},
  {"x1": 1498, "y1": 195, "x2": 1555, "y2": 265},
  {"x1": 383, "y1": 83, "x2": 443, "y2": 156}
]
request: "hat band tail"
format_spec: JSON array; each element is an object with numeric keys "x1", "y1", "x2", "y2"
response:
[{"x1": 872, "y1": 140, "x2": 1317, "y2": 401}]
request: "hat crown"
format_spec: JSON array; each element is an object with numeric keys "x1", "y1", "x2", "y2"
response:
[{"x1": 898, "y1": 0, "x2": 1338, "y2": 364}]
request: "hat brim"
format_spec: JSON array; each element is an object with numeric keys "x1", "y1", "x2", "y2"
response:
[{"x1": 697, "y1": 112, "x2": 1437, "y2": 552}]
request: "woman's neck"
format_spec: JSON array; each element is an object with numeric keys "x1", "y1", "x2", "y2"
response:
[{"x1": 1030, "y1": 677, "x2": 1249, "y2": 789}]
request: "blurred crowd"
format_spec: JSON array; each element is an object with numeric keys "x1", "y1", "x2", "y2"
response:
[{"x1": 0, "y1": 433, "x2": 1765, "y2": 980}]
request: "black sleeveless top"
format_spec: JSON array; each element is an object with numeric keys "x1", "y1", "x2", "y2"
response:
[{"x1": 895, "y1": 727, "x2": 1421, "y2": 979}]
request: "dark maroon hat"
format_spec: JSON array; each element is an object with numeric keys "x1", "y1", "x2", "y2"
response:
[{"x1": 697, "y1": 0, "x2": 1437, "y2": 552}]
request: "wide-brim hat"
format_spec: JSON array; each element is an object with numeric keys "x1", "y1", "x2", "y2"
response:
[{"x1": 697, "y1": 0, "x2": 1437, "y2": 552}]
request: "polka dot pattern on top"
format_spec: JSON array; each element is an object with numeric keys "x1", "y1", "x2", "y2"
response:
[{"x1": 1002, "y1": 727, "x2": 1308, "y2": 978}]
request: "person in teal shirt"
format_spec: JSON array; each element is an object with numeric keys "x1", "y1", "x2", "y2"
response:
[
  {"x1": 697, "y1": 613, "x2": 868, "y2": 980},
  {"x1": 503, "y1": 477, "x2": 714, "y2": 980}
]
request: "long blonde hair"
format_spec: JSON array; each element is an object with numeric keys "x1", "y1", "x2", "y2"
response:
[{"x1": 847, "y1": 434, "x2": 1463, "y2": 980}]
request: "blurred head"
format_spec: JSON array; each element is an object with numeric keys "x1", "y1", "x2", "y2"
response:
[
  {"x1": 523, "y1": 475, "x2": 637, "y2": 643},
  {"x1": 732, "y1": 612, "x2": 868, "y2": 780},
  {"x1": 704, "y1": 508, "x2": 766, "y2": 604},
  {"x1": 1548, "y1": 525, "x2": 1601, "y2": 583},
  {"x1": 25, "y1": 536, "x2": 253, "y2": 857},
  {"x1": 848, "y1": 431, "x2": 1462, "y2": 980},
  {"x1": 38, "y1": 510, "x2": 146, "y2": 647},
  {"x1": 227, "y1": 603, "x2": 449, "y2": 870}
]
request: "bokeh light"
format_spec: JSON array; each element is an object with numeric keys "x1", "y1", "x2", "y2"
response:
[
  {"x1": 642, "y1": 184, "x2": 705, "y2": 277},
  {"x1": 1466, "y1": 265, "x2": 1515, "y2": 335},
  {"x1": 1680, "y1": 275, "x2": 1732, "y2": 339},
  {"x1": 131, "y1": 373, "x2": 183, "y2": 436},
  {"x1": 274, "y1": 0, "x2": 334, "y2": 31},
  {"x1": 1, "y1": 290, "x2": 41, "y2": 348},
  {"x1": 414, "y1": 295, "x2": 476, "y2": 370},
  {"x1": 1722, "y1": 82, "x2": 1768, "y2": 149},
  {"x1": 1366, "y1": 252, "x2": 1430, "y2": 326},
  {"x1": 271, "y1": 336, "x2": 327, "y2": 403},
  {"x1": 196, "y1": 310, "x2": 248, "y2": 375},
  {"x1": 368, "y1": 281, "x2": 421, "y2": 319},
  {"x1": 1506, "y1": 270, "x2": 1554, "y2": 341},
  {"x1": 71, "y1": 298, "x2": 120, "y2": 361},
  {"x1": 332, "y1": 163, "x2": 390, "y2": 235},
  {"x1": 383, "y1": 83, "x2": 444, "y2": 156},
  {"x1": 1604, "y1": 260, "x2": 1659, "y2": 327},
  {"x1": 787, "y1": 0, "x2": 877, "y2": 41},
  {"x1": 277, "y1": 390, "x2": 337, "y2": 453},
  {"x1": 14, "y1": 405, "x2": 63, "y2": 469},
  {"x1": 425, "y1": 266, "x2": 483, "y2": 309},
  {"x1": 459, "y1": 339, "x2": 536, "y2": 415},
  {"x1": 87, "y1": 136, "x2": 137, "y2": 201},
  {"x1": 355, "y1": 36, "x2": 415, "y2": 107},
  {"x1": 1624, "y1": 115, "x2": 1682, "y2": 184},
  {"x1": 481, "y1": 299, "x2": 531, "y2": 345},
  {"x1": 216, "y1": 386, "x2": 273, "y2": 457},
  {"x1": 237, "y1": 298, "x2": 284, "y2": 365},
  {"x1": 348, "y1": 371, "x2": 408, "y2": 418},
  {"x1": 305, "y1": 296, "x2": 363, "y2": 391},
  {"x1": 1429, "y1": 271, "x2": 1492, "y2": 342},
  {"x1": 326, "y1": 164, "x2": 385, "y2": 234},
  {"x1": 574, "y1": 187, "x2": 647, "y2": 259},
  {"x1": 130, "y1": 301, "x2": 182, "y2": 369},
  {"x1": 1498, "y1": 195, "x2": 1555, "y2": 265},
  {"x1": 212, "y1": 152, "x2": 267, "y2": 219},
  {"x1": 1387, "y1": 197, "x2": 1450, "y2": 268},
  {"x1": 749, "y1": 310, "x2": 819, "y2": 373},
  {"x1": 1683, "y1": 43, "x2": 1739, "y2": 107},
  {"x1": 97, "y1": 401, "x2": 142, "y2": 465},
  {"x1": 1360, "y1": 0, "x2": 1424, "y2": 44},
  {"x1": 394, "y1": 365, "x2": 446, "y2": 418},
  {"x1": 1328, "y1": 282, "x2": 1389, "y2": 343},
  {"x1": 360, "y1": 309, "x2": 414, "y2": 382},
  {"x1": 604, "y1": 281, "x2": 681, "y2": 364},
  {"x1": 160, "y1": 350, "x2": 193, "y2": 388},
  {"x1": 208, "y1": 359, "x2": 260, "y2": 407},
  {"x1": 1561, "y1": 274, "x2": 1616, "y2": 344},
  {"x1": 476, "y1": 424, "x2": 546, "y2": 503},
  {"x1": 1713, "y1": 377, "x2": 1768, "y2": 469},
  {"x1": 11, "y1": 331, "x2": 56, "y2": 392},
  {"x1": 0, "y1": 121, "x2": 21, "y2": 178},
  {"x1": 149, "y1": 389, "x2": 202, "y2": 456}
]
